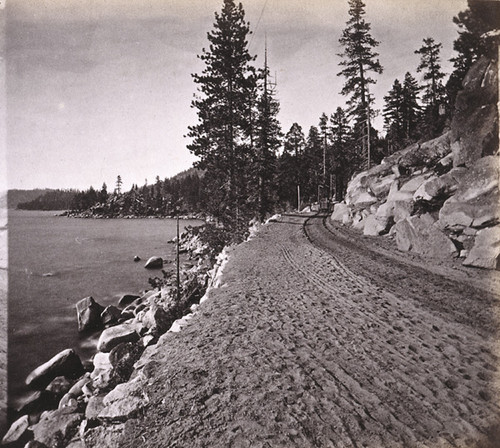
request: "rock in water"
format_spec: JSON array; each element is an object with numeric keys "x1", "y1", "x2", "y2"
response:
[
  {"x1": 1, "y1": 415, "x2": 31, "y2": 446},
  {"x1": 117, "y1": 294, "x2": 140, "y2": 308},
  {"x1": 26, "y1": 349, "x2": 85, "y2": 390},
  {"x1": 76, "y1": 296, "x2": 105, "y2": 332},
  {"x1": 100, "y1": 305, "x2": 122, "y2": 327},
  {"x1": 144, "y1": 256, "x2": 163, "y2": 269},
  {"x1": 133, "y1": 255, "x2": 141, "y2": 262}
]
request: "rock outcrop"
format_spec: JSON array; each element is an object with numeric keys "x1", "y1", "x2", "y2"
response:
[{"x1": 331, "y1": 56, "x2": 499, "y2": 269}]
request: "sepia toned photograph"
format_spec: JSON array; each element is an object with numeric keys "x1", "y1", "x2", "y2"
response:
[{"x1": 1, "y1": 0, "x2": 499, "y2": 446}]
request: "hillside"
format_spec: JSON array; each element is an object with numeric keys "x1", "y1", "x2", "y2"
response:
[
  {"x1": 7, "y1": 190, "x2": 52, "y2": 209},
  {"x1": 331, "y1": 55, "x2": 499, "y2": 270}
]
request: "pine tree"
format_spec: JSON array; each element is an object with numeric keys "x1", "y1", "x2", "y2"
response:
[
  {"x1": 330, "y1": 107, "x2": 353, "y2": 200},
  {"x1": 304, "y1": 126, "x2": 322, "y2": 202},
  {"x1": 187, "y1": 0, "x2": 257, "y2": 233},
  {"x1": 415, "y1": 37, "x2": 446, "y2": 108},
  {"x1": 277, "y1": 123, "x2": 305, "y2": 208},
  {"x1": 383, "y1": 79, "x2": 405, "y2": 148},
  {"x1": 338, "y1": 0, "x2": 383, "y2": 168},
  {"x1": 115, "y1": 175, "x2": 122, "y2": 195},
  {"x1": 401, "y1": 72, "x2": 421, "y2": 142},
  {"x1": 415, "y1": 37, "x2": 447, "y2": 138},
  {"x1": 250, "y1": 47, "x2": 282, "y2": 221}
]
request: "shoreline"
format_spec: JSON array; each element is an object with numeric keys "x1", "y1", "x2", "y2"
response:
[{"x1": 2, "y1": 223, "x2": 220, "y2": 446}]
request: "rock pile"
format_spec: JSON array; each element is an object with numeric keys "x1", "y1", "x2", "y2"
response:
[
  {"x1": 2, "y1": 226, "x2": 218, "y2": 448},
  {"x1": 331, "y1": 56, "x2": 499, "y2": 269}
]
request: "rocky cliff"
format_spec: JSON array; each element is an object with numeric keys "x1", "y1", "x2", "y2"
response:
[{"x1": 331, "y1": 56, "x2": 499, "y2": 270}]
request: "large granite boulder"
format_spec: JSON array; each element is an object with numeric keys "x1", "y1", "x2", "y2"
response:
[
  {"x1": 117, "y1": 294, "x2": 140, "y2": 308},
  {"x1": 394, "y1": 215, "x2": 458, "y2": 259},
  {"x1": 451, "y1": 57, "x2": 498, "y2": 167},
  {"x1": 97, "y1": 322, "x2": 141, "y2": 353},
  {"x1": 399, "y1": 132, "x2": 452, "y2": 169},
  {"x1": 463, "y1": 226, "x2": 500, "y2": 270},
  {"x1": 331, "y1": 203, "x2": 351, "y2": 224},
  {"x1": 100, "y1": 305, "x2": 122, "y2": 327},
  {"x1": 26, "y1": 349, "x2": 84, "y2": 390},
  {"x1": 76, "y1": 297, "x2": 104, "y2": 332},
  {"x1": 363, "y1": 214, "x2": 392, "y2": 236}
]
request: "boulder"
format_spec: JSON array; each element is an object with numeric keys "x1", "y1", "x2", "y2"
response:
[
  {"x1": 331, "y1": 203, "x2": 352, "y2": 224},
  {"x1": 392, "y1": 200, "x2": 414, "y2": 223},
  {"x1": 144, "y1": 256, "x2": 163, "y2": 269},
  {"x1": 463, "y1": 226, "x2": 500, "y2": 270},
  {"x1": 117, "y1": 294, "x2": 140, "y2": 308},
  {"x1": 368, "y1": 175, "x2": 396, "y2": 198},
  {"x1": 399, "y1": 132, "x2": 452, "y2": 169},
  {"x1": 400, "y1": 175, "x2": 429, "y2": 193},
  {"x1": 394, "y1": 215, "x2": 458, "y2": 259},
  {"x1": 140, "y1": 304, "x2": 173, "y2": 335},
  {"x1": 97, "y1": 322, "x2": 140, "y2": 353},
  {"x1": 66, "y1": 373, "x2": 91, "y2": 398},
  {"x1": 1, "y1": 415, "x2": 31, "y2": 446},
  {"x1": 133, "y1": 256, "x2": 141, "y2": 262},
  {"x1": 26, "y1": 349, "x2": 85, "y2": 390},
  {"x1": 109, "y1": 342, "x2": 145, "y2": 383},
  {"x1": 85, "y1": 395, "x2": 105, "y2": 421},
  {"x1": 438, "y1": 191, "x2": 500, "y2": 230},
  {"x1": 24, "y1": 441, "x2": 49, "y2": 448},
  {"x1": 353, "y1": 191, "x2": 378, "y2": 206},
  {"x1": 451, "y1": 57, "x2": 498, "y2": 167},
  {"x1": 375, "y1": 201, "x2": 395, "y2": 219},
  {"x1": 100, "y1": 306, "x2": 122, "y2": 327},
  {"x1": 84, "y1": 424, "x2": 126, "y2": 448},
  {"x1": 363, "y1": 214, "x2": 392, "y2": 236},
  {"x1": 453, "y1": 155, "x2": 499, "y2": 202},
  {"x1": 76, "y1": 297, "x2": 104, "y2": 332},
  {"x1": 31, "y1": 410, "x2": 83, "y2": 448},
  {"x1": 98, "y1": 375, "x2": 149, "y2": 422}
]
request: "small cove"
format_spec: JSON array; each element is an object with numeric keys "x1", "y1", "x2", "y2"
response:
[{"x1": 8, "y1": 210, "x2": 202, "y2": 409}]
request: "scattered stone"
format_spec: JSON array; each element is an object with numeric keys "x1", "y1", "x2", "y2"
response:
[
  {"x1": 31, "y1": 409, "x2": 83, "y2": 448},
  {"x1": 463, "y1": 226, "x2": 500, "y2": 270},
  {"x1": 26, "y1": 349, "x2": 85, "y2": 390},
  {"x1": 144, "y1": 256, "x2": 163, "y2": 269},
  {"x1": 67, "y1": 373, "x2": 91, "y2": 398},
  {"x1": 1, "y1": 415, "x2": 32, "y2": 446},
  {"x1": 76, "y1": 297, "x2": 105, "y2": 332},
  {"x1": 118, "y1": 294, "x2": 140, "y2": 308},
  {"x1": 97, "y1": 322, "x2": 141, "y2": 353}
]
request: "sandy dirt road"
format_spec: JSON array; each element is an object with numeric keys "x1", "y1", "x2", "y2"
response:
[{"x1": 88, "y1": 214, "x2": 500, "y2": 448}]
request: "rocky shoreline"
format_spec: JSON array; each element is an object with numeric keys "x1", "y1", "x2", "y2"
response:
[{"x1": 2, "y1": 225, "x2": 224, "y2": 448}]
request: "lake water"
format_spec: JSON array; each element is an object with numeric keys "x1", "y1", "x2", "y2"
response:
[{"x1": 8, "y1": 210, "x2": 202, "y2": 409}]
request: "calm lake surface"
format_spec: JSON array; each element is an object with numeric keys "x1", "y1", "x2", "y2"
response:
[{"x1": 8, "y1": 210, "x2": 202, "y2": 408}]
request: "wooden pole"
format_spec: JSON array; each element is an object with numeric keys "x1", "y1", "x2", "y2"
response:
[
  {"x1": 176, "y1": 209, "x2": 180, "y2": 301},
  {"x1": 297, "y1": 185, "x2": 301, "y2": 212}
]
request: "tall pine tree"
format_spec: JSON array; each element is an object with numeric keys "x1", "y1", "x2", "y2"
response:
[
  {"x1": 250, "y1": 47, "x2": 282, "y2": 221},
  {"x1": 187, "y1": 0, "x2": 257, "y2": 233},
  {"x1": 338, "y1": 0, "x2": 383, "y2": 169}
]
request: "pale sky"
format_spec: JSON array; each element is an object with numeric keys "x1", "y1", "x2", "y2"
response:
[{"x1": 5, "y1": 0, "x2": 467, "y2": 190}]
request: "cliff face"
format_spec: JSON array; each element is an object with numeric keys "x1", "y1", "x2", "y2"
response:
[{"x1": 331, "y1": 56, "x2": 499, "y2": 270}]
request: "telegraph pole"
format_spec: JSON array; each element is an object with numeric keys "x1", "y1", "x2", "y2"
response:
[{"x1": 176, "y1": 206, "x2": 180, "y2": 301}]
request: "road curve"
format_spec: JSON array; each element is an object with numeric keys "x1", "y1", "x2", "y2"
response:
[{"x1": 87, "y1": 214, "x2": 500, "y2": 448}]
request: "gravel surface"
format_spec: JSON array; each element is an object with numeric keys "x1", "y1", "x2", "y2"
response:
[{"x1": 87, "y1": 214, "x2": 500, "y2": 448}]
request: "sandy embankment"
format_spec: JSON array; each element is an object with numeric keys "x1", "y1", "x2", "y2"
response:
[{"x1": 82, "y1": 214, "x2": 500, "y2": 448}]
